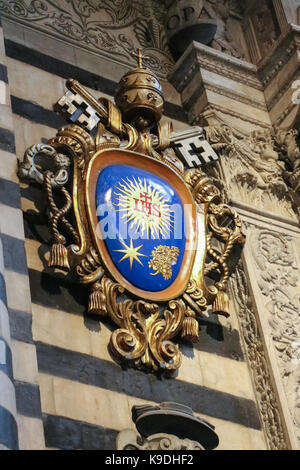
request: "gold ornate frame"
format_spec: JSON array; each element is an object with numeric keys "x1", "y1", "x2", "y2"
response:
[
  {"x1": 19, "y1": 77, "x2": 246, "y2": 373},
  {"x1": 86, "y1": 148, "x2": 197, "y2": 302}
]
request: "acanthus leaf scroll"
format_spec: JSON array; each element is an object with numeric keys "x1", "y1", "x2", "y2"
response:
[{"x1": 19, "y1": 74, "x2": 245, "y2": 373}]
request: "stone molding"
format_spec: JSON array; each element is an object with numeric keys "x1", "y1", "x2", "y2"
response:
[
  {"x1": 170, "y1": 24, "x2": 300, "y2": 130},
  {"x1": 169, "y1": 40, "x2": 261, "y2": 94},
  {"x1": 230, "y1": 261, "x2": 290, "y2": 450},
  {"x1": 195, "y1": 104, "x2": 272, "y2": 130},
  {"x1": 250, "y1": 228, "x2": 300, "y2": 446},
  {"x1": 233, "y1": 218, "x2": 300, "y2": 449},
  {"x1": 184, "y1": 81, "x2": 268, "y2": 113}
]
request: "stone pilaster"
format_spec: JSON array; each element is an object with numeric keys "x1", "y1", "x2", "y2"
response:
[
  {"x1": 169, "y1": 40, "x2": 270, "y2": 133},
  {"x1": 0, "y1": 14, "x2": 18, "y2": 450},
  {"x1": 0, "y1": 14, "x2": 45, "y2": 450}
]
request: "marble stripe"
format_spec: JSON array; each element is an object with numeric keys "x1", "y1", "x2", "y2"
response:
[
  {"x1": 11, "y1": 95, "x2": 65, "y2": 129},
  {"x1": 4, "y1": 270, "x2": 32, "y2": 313},
  {"x1": 0, "y1": 370, "x2": 17, "y2": 418},
  {"x1": 0, "y1": 63, "x2": 7, "y2": 83},
  {"x1": 0, "y1": 205, "x2": 25, "y2": 241},
  {"x1": 16, "y1": 415, "x2": 45, "y2": 450},
  {"x1": 36, "y1": 341, "x2": 261, "y2": 430},
  {"x1": 1, "y1": 233, "x2": 28, "y2": 275},
  {"x1": 43, "y1": 413, "x2": 118, "y2": 450},
  {"x1": 0, "y1": 178, "x2": 21, "y2": 209},
  {"x1": 15, "y1": 381, "x2": 42, "y2": 419},
  {"x1": 5, "y1": 39, "x2": 187, "y2": 123},
  {"x1": 0, "y1": 404, "x2": 18, "y2": 450},
  {"x1": 0, "y1": 299, "x2": 11, "y2": 344},
  {"x1": 0, "y1": 126, "x2": 15, "y2": 153},
  {"x1": 11, "y1": 340, "x2": 38, "y2": 384},
  {"x1": 0, "y1": 272, "x2": 7, "y2": 306},
  {"x1": 9, "y1": 308, "x2": 33, "y2": 344}
]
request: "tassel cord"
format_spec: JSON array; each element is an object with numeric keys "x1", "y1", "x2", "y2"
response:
[{"x1": 44, "y1": 171, "x2": 79, "y2": 245}]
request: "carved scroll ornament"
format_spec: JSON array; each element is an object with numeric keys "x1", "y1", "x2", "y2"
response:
[{"x1": 19, "y1": 65, "x2": 245, "y2": 373}]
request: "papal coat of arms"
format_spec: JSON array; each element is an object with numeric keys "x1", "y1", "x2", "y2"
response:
[{"x1": 19, "y1": 50, "x2": 245, "y2": 372}]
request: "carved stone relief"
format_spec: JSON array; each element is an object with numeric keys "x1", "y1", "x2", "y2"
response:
[
  {"x1": 230, "y1": 261, "x2": 289, "y2": 450},
  {"x1": 274, "y1": 128, "x2": 300, "y2": 212},
  {"x1": 164, "y1": 0, "x2": 246, "y2": 60},
  {"x1": 117, "y1": 431, "x2": 204, "y2": 450},
  {"x1": 204, "y1": 0, "x2": 244, "y2": 59},
  {"x1": 204, "y1": 124, "x2": 298, "y2": 221},
  {"x1": 243, "y1": 0, "x2": 281, "y2": 63},
  {"x1": 250, "y1": 228, "x2": 300, "y2": 446},
  {"x1": 0, "y1": 0, "x2": 173, "y2": 76},
  {"x1": 0, "y1": 0, "x2": 249, "y2": 73}
]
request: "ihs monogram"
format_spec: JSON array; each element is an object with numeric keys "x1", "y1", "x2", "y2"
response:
[
  {"x1": 113, "y1": 176, "x2": 174, "y2": 239},
  {"x1": 134, "y1": 192, "x2": 162, "y2": 219}
]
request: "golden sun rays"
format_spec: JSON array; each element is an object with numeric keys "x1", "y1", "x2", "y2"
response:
[{"x1": 113, "y1": 176, "x2": 174, "y2": 239}]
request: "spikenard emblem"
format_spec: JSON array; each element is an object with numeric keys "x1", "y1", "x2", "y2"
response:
[{"x1": 19, "y1": 50, "x2": 245, "y2": 372}]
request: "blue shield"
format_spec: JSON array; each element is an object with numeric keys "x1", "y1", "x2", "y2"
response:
[{"x1": 96, "y1": 164, "x2": 186, "y2": 292}]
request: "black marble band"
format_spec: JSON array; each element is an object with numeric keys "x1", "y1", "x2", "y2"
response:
[
  {"x1": 36, "y1": 341, "x2": 261, "y2": 431},
  {"x1": 0, "y1": 63, "x2": 8, "y2": 83},
  {"x1": 5, "y1": 39, "x2": 188, "y2": 123},
  {"x1": 9, "y1": 309, "x2": 33, "y2": 345},
  {"x1": 11, "y1": 95, "x2": 65, "y2": 129},
  {"x1": 0, "y1": 178, "x2": 21, "y2": 209},
  {"x1": 43, "y1": 413, "x2": 118, "y2": 450},
  {"x1": 15, "y1": 381, "x2": 43, "y2": 419},
  {"x1": 0, "y1": 126, "x2": 16, "y2": 153}
]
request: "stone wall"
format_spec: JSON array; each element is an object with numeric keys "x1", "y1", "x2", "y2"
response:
[{"x1": 0, "y1": 0, "x2": 299, "y2": 450}]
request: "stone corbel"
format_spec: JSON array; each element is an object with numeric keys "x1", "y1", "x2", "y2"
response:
[{"x1": 116, "y1": 402, "x2": 219, "y2": 451}]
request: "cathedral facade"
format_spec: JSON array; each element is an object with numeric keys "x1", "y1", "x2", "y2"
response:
[{"x1": 0, "y1": 0, "x2": 299, "y2": 450}]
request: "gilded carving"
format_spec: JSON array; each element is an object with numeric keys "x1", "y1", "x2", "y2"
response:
[{"x1": 19, "y1": 55, "x2": 245, "y2": 373}]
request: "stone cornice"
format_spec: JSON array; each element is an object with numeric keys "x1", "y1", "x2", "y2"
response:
[
  {"x1": 183, "y1": 82, "x2": 268, "y2": 113},
  {"x1": 257, "y1": 24, "x2": 300, "y2": 88},
  {"x1": 193, "y1": 103, "x2": 272, "y2": 130}
]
